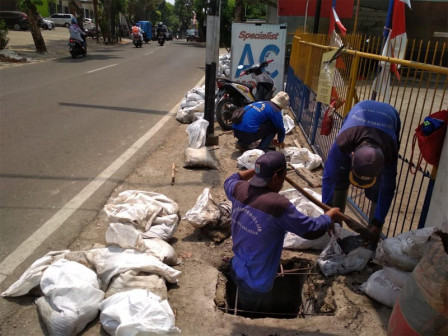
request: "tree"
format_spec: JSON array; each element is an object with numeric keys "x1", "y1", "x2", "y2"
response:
[{"x1": 19, "y1": 0, "x2": 47, "y2": 53}]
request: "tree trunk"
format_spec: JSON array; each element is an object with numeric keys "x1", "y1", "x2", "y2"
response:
[
  {"x1": 25, "y1": 2, "x2": 47, "y2": 53},
  {"x1": 234, "y1": 0, "x2": 244, "y2": 22}
]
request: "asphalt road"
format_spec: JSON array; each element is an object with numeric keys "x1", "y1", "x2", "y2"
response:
[{"x1": 0, "y1": 35, "x2": 206, "y2": 283}]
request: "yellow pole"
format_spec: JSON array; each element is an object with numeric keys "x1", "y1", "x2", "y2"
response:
[
  {"x1": 353, "y1": 0, "x2": 361, "y2": 35},
  {"x1": 344, "y1": 52, "x2": 360, "y2": 116}
]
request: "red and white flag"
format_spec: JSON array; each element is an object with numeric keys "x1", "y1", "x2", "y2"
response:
[{"x1": 328, "y1": 6, "x2": 347, "y2": 36}]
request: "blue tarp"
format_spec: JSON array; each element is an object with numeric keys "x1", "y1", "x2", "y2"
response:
[{"x1": 137, "y1": 21, "x2": 152, "y2": 39}]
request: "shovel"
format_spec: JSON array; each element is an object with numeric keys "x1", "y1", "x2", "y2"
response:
[{"x1": 284, "y1": 175, "x2": 372, "y2": 241}]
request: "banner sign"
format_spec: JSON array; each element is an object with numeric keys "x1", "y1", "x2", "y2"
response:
[
  {"x1": 317, "y1": 50, "x2": 337, "y2": 104},
  {"x1": 231, "y1": 23, "x2": 287, "y2": 96}
]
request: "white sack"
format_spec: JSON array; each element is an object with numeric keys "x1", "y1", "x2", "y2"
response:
[
  {"x1": 184, "y1": 147, "x2": 218, "y2": 169},
  {"x1": 191, "y1": 86, "x2": 206, "y2": 98},
  {"x1": 290, "y1": 147, "x2": 322, "y2": 171},
  {"x1": 106, "y1": 271, "x2": 167, "y2": 300},
  {"x1": 374, "y1": 227, "x2": 435, "y2": 271},
  {"x1": 84, "y1": 246, "x2": 181, "y2": 289},
  {"x1": 100, "y1": 289, "x2": 181, "y2": 336},
  {"x1": 186, "y1": 118, "x2": 209, "y2": 149},
  {"x1": 176, "y1": 108, "x2": 196, "y2": 124},
  {"x1": 143, "y1": 213, "x2": 180, "y2": 241},
  {"x1": 35, "y1": 259, "x2": 104, "y2": 336},
  {"x1": 317, "y1": 233, "x2": 373, "y2": 276},
  {"x1": 185, "y1": 188, "x2": 220, "y2": 229},
  {"x1": 180, "y1": 98, "x2": 198, "y2": 109},
  {"x1": 1, "y1": 250, "x2": 69, "y2": 297},
  {"x1": 106, "y1": 223, "x2": 146, "y2": 251},
  {"x1": 186, "y1": 92, "x2": 204, "y2": 101},
  {"x1": 283, "y1": 114, "x2": 295, "y2": 134},
  {"x1": 143, "y1": 238, "x2": 179, "y2": 266},
  {"x1": 383, "y1": 266, "x2": 412, "y2": 289},
  {"x1": 237, "y1": 149, "x2": 265, "y2": 170},
  {"x1": 360, "y1": 269, "x2": 401, "y2": 308}
]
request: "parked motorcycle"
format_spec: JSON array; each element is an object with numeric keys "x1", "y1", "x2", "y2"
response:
[
  {"x1": 215, "y1": 58, "x2": 275, "y2": 130},
  {"x1": 68, "y1": 37, "x2": 86, "y2": 58},
  {"x1": 132, "y1": 33, "x2": 142, "y2": 48}
]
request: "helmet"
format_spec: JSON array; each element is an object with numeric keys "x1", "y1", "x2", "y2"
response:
[
  {"x1": 71, "y1": 18, "x2": 77, "y2": 24},
  {"x1": 158, "y1": 22, "x2": 163, "y2": 27}
]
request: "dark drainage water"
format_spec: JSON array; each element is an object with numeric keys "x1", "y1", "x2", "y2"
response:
[{"x1": 218, "y1": 261, "x2": 308, "y2": 319}]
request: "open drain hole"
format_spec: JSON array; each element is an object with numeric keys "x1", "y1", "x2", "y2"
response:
[{"x1": 216, "y1": 259, "x2": 335, "y2": 319}]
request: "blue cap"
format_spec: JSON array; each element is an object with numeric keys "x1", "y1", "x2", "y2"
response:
[
  {"x1": 250, "y1": 152, "x2": 286, "y2": 187},
  {"x1": 349, "y1": 145, "x2": 384, "y2": 189}
]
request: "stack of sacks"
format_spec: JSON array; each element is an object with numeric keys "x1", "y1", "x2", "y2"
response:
[
  {"x1": 176, "y1": 86, "x2": 205, "y2": 124},
  {"x1": 218, "y1": 53, "x2": 231, "y2": 78},
  {"x1": 360, "y1": 227, "x2": 436, "y2": 308}
]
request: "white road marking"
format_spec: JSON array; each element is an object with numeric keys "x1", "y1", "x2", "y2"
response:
[
  {"x1": 144, "y1": 51, "x2": 154, "y2": 56},
  {"x1": 0, "y1": 76, "x2": 205, "y2": 287},
  {"x1": 87, "y1": 64, "x2": 118, "y2": 74}
]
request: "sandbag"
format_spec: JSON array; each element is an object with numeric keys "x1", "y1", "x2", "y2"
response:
[
  {"x1": 35, "y1": 259, "x2": 104, "y2": 336},
  {"x1": 84, "y1": 246, "x2": 181, "y2": 289},
  {"x1": 186, "y1": 118, "x2": 209, "y2": 149},
  {"x1": 105, "y1": 271, "x2": 167, "y2": 300},
  {"x1": 143, "y1": 237, "x2": 179, "y2": 266},
  {"x1": 360, "y1": 269, "x2": 401, "y2": 308},
  {"x1": 374, "y1": 227, "x2": 435, "y2": 271},
  {"x1": 290, "y1": 147, "x2": 322, "y2": 171},
  {"x1": 317, "y1": 233, "x2": 373, "y2": 276},
  {"x1": 236, "y1": 149, "x2": 265, "y2": 170},
  {"x1": 106, "y1": 223, "x2": 146, "y2": 251},
  {"x1": 1, "y1": 250, "x2": 69, "y2": 297},
  {"x1": 185, "y1": 188, "x2": 220, "y2": 229},
  {"x1": 100, "y1": 289, "x2": 181, "y2": 336},
  {"x1": 388, "y1": 230, "x2": 448, "y2": 335},
  {"x1": 184, "y1": 147, "x2": 218, "y2": 169}
]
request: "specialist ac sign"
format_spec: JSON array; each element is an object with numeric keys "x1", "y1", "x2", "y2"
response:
[{"x1": 231, "y1": 23, "x2": 287, "y2": 95}]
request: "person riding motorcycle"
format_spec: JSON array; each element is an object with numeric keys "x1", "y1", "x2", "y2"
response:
[
  {"x1": 156, "y1": 22, "x2": 167, "y2": 38},
  {"x1": 131, "y1": 25, "x2": 143, "y2": 42},
  {"x1": 69, "y1": 18, "x2": 86, "y2": 50}
]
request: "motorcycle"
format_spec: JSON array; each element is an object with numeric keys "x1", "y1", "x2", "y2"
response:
[
  {"x1": 157, "y1": 32, "x2": 165, "y2": 46},
  {"x1": 215, "y1": 58, "x2": 275, "y2": 130},
  {"x1": 132, "y1": 33, "x2": 142, "y2": 48},
  {"x1": 68, "y1": 37, "x2": 86, "y2": 58}
]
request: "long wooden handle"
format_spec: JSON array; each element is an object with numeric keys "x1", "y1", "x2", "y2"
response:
[{"x1": 284, "y1": 175, "x2": 372, "y2": 240}]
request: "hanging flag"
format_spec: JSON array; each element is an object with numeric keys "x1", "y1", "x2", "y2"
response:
[
  {"x1": 328, "y1": 6, "x2": 347, "y2": 36},
  {"x1": 372, "y1": 0, "x2": 411, "y2": 101}
]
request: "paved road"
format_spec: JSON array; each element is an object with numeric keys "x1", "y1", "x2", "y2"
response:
[{"x1": 0, "y1": 33, "x2": 205, "y2": 284}]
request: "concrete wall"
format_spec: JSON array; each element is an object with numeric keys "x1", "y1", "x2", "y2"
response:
[{"x1": 425, "y1": 130, "x2": 448, "y2": 232}]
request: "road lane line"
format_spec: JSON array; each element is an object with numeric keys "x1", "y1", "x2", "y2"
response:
[
  {"x1": 87, "y1": 64, "x2": 118, "y2": 74},
  {"x1": 0, "y1": 76, "x2": 206, "y2": 287}
]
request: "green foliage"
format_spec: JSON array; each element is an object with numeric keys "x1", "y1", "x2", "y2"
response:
[
  {"x1": 220, "y1": 0, "x2": 235, "y2": 47},
  {"x1": 0, "y1": 20, "x2": 10, "y2": 50}
]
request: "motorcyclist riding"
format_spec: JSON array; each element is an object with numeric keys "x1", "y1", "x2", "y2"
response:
[
  {"x1": 156, "y1": 22, "x2": 167, "y2": 38},
  {"x1": 69, "y1": 18, "x2": 86, "y2": 50},
  {"x1": 131, "y1": 25, "x2": 143, "y2": 42}
]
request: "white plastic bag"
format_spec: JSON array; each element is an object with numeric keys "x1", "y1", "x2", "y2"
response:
[
  {"x1": 100, "y1": 289, "x2": 181, "y2": 336},
  {"x1": 1, "y1": 250, "x2": 69, "y2": 297},
  {"x1": 236, "y1": 149, "x2": 265, "y2": 169},
  {"x1": 184, "y1": 147, "x2": 218, "y2": 169},
  {"x1": 106, "y1": 223, "x2": 146, "y2": 251},
  {"x1": 283, "y1": 114, "x2": 295, "y2": 134},
  {"x1": 35, "y1": 259, "x2": 104, "y2": 336},
  {"x1": 360, "y1": 269, "x2": 401, "y2": 308},
  {"x1": 186, "y1": 118, "x2": 209, "y2": 149},
  {"x1": 374, "y1": 227, "x2": 435, "y2": 271},
  {"x1": 317, "y1": 233, "x2": 373, "y2": 276},
  {"x1": 290, "y1": 147, "x2": 322, "y2": 170},
  {"x1": 185, "y1": 188, "x2": 220, "y2": 229}
]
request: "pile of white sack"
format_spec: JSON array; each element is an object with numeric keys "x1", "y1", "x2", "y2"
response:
[
  {"x1": 360, "y1": 227, "x2": 436, "y2": 307},
  {"x1": 218, "y1": 53, "x2": 231, "y2": 78},
  {"x1": 176, "y1": 86, "x2": 206, "y2": 124},
  {"x1": 1, "y1": 190, "x2": 183, "y2": 336}
]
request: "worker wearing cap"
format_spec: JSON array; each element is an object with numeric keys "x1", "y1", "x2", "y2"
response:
[
  {"x1": 322, "y1": 100, "x2": 401, "y2": 240},
  {"x1": 232, "y1": 91, "x2": 290, "y2": 152},
  {"x1": 224, "y1": 152, "x2": 343, "y2": 315}
]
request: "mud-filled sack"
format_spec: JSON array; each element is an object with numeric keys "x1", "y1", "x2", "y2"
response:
[
  {"x1": 100, "y1": 289, "x2": 181, "y2": 336},
  {"x1": 105, "y1": 271, "x2": 167, "y2": 300},
  {"x1": 184, "y1": 147, "x2": 218, "y2": 169},
  {"x1": 290, "y1": 147, "x2": 322, "y2": 171},
  {"x1": 143, "y1": 237, "x2": 179, "y2": 266},
  {"x1": 185, "y1": 188, "x2": 220, "y2": 229},
  {"x1": 35, "y1": 259, "x2": 104, "y2": 336},
  {"x1": 1, "y1": 250, "x2": 69, "y2": 298},
  {"x1": 106, "y1": 223, "x2": 146, "y2": 251},
  {"x1": 237, "y1": 149, "x2": 265, "y2": 169},
  {"x1": 317, "y1": 233, "x2": 373, "y2": 276},
  {"x1": 176, "y1": 87, "x2": 206, "y2": 124},
  {"x1": 374, "y1": 227, "x2": 435, "y2": 271},
  {"x1": 186, "y1": 118, "x2": 209, "y2": 149},
  {"x1": 360, "y1": 269, "x2": 403, "y2": 308}
]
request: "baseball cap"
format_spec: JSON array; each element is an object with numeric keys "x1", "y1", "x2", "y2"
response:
[
  {"x1": 349, "y1": 145, "x2": 384, "y2": 189},
  {"x1": 250, "y1": 152, "x2": 287, "y2": 187},
  {"x1": 271, "y1": 91, "x2": 290, "y2": 109}
]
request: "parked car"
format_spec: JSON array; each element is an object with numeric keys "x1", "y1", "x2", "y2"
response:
[
  {"x1": 45, "y1": 13, "x2": 75, "y2": 28},
  {"x1": 83, "y1": 18, "x2": 95, "y2": 29},
  {"x1": 0, "y1": 11, "x2": 29, "y2": 31},
  {"x1": 186, "y1": 28, "x2": 198, "y2": 42},
  {"x1": 38, "y1": 15, "x2": 55, "y2": 30}
]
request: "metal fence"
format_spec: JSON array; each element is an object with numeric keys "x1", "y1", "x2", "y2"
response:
[{"x1": 286, "y1": 32, "x2": 448, "y2": 237}]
